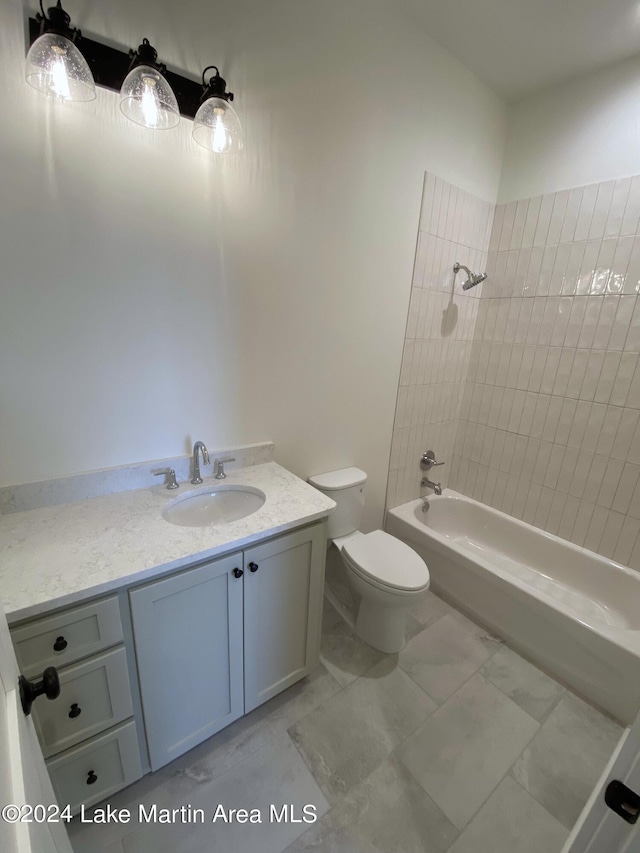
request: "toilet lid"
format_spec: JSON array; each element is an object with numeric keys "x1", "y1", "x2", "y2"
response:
[{"x1": 342, "y1": 530, "x2": 429, "y2": 591}]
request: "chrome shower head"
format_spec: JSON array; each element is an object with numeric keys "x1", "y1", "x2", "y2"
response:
[
  {"x1": 462, "y1": 272, "x2": 487, "y2": 290},
  {"x1": 453, "y1": 262, "x2": 487, "y2": 290}
]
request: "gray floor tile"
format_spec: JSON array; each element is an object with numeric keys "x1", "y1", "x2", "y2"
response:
[
  {"x1": 511, "y1": 692, "x2": 622, "y2": 829},
  {"x1": 407, "y1": 590, "x2": 454, "y2": 627},
  {"x1": 480, "y1": 645, "x2": 566, "y2": 722},
  {"x1": 70, "y1": 836, "x2": 124, "y2": 853},
  {"x1": 447, "y1": 776, "x2": 568, "y2": 853},
  {"x1": 397, "y1": 673, "x2": 539, "y2": 829},
  {"x1": 404, "y1": 610, "x2": 426, "y2": 641},
  {"x1": 285, "y1": 755, "x2": 458, "y2": 853},
  {"x1": 319, "y1": 600, "x2": 386, "y2": 687},
  {"x1": 398, "y1": 612, "x2": 501, "y2": 704},
  {"x1": 289, "y1": 657, "x2": 437, "y2": 803},
  {"x1": 121, "y1": 735, "x2": 329, "y2": 853}
]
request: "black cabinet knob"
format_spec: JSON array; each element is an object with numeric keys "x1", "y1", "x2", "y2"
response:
[
  {"x1": 232, "y1": 568, "x2": 243, "y2": 578},
  {"x1": 19, "y1": 666, "x2": 60, "y2": 716},
  {"x1": 53, "y1": 636, "x2": 68, "y2": 652},
  {"x1": 69, "y1": 703, "x2": 82, "y2": 719},
  {"x1": 248, "y1": 562, "x2": 259, "y2": 572},
  {"x1": 86, "y1": 771, "x2": 98, "y2": 785}
]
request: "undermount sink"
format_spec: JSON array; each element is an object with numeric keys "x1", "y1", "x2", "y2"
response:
[{"x1": 162, "y1": 485, "x2": 266, "y2": 527}]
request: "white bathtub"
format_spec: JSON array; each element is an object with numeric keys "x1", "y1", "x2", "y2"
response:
[{"x1": 385, "y1": 490, "x2": 640, "y2": 723}]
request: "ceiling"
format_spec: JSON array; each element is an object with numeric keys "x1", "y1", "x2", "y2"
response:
[{"x1": 391, "y1": 0, "x2": 640, "y2": 102}]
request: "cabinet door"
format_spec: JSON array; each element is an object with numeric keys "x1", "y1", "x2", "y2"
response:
[
  {"x1": 129, "y1": 554, "x2": 244, "y2": 771},
  {"x1": 244, "y1": 522, "x2": 327, "y2": 713}
]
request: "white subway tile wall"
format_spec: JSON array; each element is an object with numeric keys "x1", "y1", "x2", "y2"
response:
[
  {"x1": 386, "y1": 173, "x2": 494, "y2": 509},
  {"x1": 449, "y1": 175, "x2": 640, "y2": 570}
]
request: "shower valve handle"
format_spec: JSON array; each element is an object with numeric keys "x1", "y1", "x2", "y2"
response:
[{"x1": 420, "y1": 451, "x2": 445, "y2": 471}]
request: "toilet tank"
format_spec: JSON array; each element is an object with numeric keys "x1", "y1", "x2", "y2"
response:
[{"x1": 308, "y1": 467, "x2": 367, "y2": 539}]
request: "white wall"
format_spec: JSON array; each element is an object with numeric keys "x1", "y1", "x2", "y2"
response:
[
  {"x1": 500, "y1": 54, "x2": 640, "y2": 203},
  {"x1": 0, "y1": 0, "x2": 506, "y2": 529}
]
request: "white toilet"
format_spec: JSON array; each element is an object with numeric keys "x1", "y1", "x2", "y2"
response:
[{"x1": 308, "y1": 467, "x2": 430, "y2": 653}]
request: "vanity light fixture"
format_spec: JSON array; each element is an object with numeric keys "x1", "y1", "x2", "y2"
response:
[
  {"x1": 119, "y1": 39, "x2": 179, "y2": 130},
  {"x1": 25, "y1": 6, "x2": 242, "y2": 152},
  {"x1": 192, "y1": 66, "x2": 243, "y2": 153},
  {"x1": 25, "y1": 0, "x2": 96, "y2": 102}
]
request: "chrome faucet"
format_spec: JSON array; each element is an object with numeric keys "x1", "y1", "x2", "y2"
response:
[
  {"x1": 421, "y1": 476, "x2": 442, "y2": 496},
  {"x1": 191, "y1": 441, "x2": 210, "y2": 485}
]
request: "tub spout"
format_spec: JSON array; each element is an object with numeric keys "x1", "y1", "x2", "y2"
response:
[{"x1": 421, "y1": 476, "x2": 442, "y2": 495}]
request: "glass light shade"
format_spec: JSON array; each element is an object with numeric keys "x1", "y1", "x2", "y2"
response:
[
  {"x1": 119, "y1": 65, "x2": 179, "y2": 129},
  {"x1": 25, "y1": 32, "x2": 96, "y2": 102},
  {"x1": 192, "y1": 97, "x2": 243, "y2": 153}
]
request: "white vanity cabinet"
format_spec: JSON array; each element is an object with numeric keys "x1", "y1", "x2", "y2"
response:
[{"x1": 130, "y1": 521, "x2": 327, "y2": 771}]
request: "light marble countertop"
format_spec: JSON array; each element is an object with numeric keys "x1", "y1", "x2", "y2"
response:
[{"x1": 0, "y1": 462, "x2": 335, "y2": 624}]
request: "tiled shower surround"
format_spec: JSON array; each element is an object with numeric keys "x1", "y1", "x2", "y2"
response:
[
  {"x1": 388, "y1": 173, "x2": 640, "y2": 570},
  {"x1": 387, "y1": 174, "x2": 494, "y2": 507}
]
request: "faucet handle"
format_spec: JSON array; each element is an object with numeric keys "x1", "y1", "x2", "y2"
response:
[
  {"x1": 214, "y1": 457, "x2": 236, "y2": 480},
  {"x1": 153, "y1": 468, "x2": 179, "y2": 490},
  {"x1": 420, "y1": 451, "x2": 445, "y2": 471}
]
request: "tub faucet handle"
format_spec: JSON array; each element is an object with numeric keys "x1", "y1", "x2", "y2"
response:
[{"x1": 420, "y1": 451, "x2": 445, "y2": 471}]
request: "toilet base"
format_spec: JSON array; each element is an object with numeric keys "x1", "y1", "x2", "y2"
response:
[
  {"x1": 324, "y1": 537, "x2": 429, "y2": 655},
  {"x1": 354, "y1": 599, "x2": 407, "y2": 653}
]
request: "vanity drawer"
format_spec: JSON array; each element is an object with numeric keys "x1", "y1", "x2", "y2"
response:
[
  {"x1": 12, "y1": 596, "x2": 123, "y2": 677},
  {"x1": 47, "y1": 720, "x2": 142, "y2": 815},
  {"x1": 34, "y1": 646, "x2": 133, "y2": 758}
]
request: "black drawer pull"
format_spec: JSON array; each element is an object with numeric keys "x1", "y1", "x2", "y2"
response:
[
  {"x1": 248, "y1": 562, "x2": 259, "y2": 572},
  {"x1": 69, "y1": 703, "x2": 82, "y2": 719},
  {"x1": 86, "y1": 770, "x2": 97, "y2": 785},
  {"x1": 232, "y1": 568, "x2": 243, "y2": 579},
  {"x1": 53, "y1": 636, "x2": 68, "y2": 652}
]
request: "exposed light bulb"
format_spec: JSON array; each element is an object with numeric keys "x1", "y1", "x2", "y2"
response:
[
  {"x1": 140, "y1": 76, "x2": 160, "y2": 128},
  {"x1": 50, "y1": 46, "x2": 71, "y2": 99},
  {"x1": 211, "y1": 107, "x2": 229, "y2": 153}
]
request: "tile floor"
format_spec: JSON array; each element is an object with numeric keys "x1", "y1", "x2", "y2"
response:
[{"x1": 67, "y1": 591, "x2": 622, "y2": 853}]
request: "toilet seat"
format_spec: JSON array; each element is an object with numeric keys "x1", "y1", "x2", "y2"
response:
[{"x1": 341, "y1": 530, "x2": 429, "y2": 593}]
